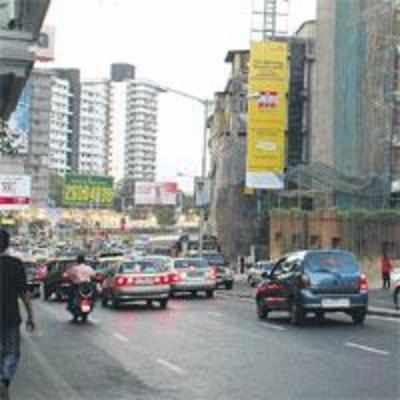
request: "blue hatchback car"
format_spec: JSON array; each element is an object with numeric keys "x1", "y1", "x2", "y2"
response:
[{"x1": 256, "y1": 250, "x2": 368, "y2": 325}]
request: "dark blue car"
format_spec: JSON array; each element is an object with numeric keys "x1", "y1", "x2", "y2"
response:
[{"x1": 256, "y1": 250, "x2": 368, "y2": 325}]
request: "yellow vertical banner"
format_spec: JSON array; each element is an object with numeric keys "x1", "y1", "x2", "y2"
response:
[{"x1": 246, "y1": 41, "x2": 289, "y2": 189}]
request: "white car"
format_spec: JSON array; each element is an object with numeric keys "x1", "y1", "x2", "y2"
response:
[{"x1": 391, "y1": 268, "x2": 400, "y2": 309}]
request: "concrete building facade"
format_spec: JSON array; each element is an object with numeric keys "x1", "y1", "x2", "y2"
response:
[
  {"x1": 79, "y1": 80, "x2": 109, "y2": 175},
  {"x1": 208, "y1": 41, "x2": 316, "y2": 261},
  {"x1": 125, "y1": 80, "x2": 158, "y2": 182},
  {"x1": 312, "y1": 0, "x2": 398, "y2": 188}
]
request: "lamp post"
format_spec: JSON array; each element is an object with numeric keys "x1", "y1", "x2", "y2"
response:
[{"x1": 139, "y1": 80, "x2": 212, "y2": 257}]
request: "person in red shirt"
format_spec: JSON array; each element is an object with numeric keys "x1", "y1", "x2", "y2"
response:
[{"x1": 381, "y1": 251, "x2": 393, "y2": 289}]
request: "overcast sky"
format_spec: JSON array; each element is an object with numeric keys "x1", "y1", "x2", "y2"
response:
[{"x1": 44, "y1": 0, "x2": 316, "y2": 191}]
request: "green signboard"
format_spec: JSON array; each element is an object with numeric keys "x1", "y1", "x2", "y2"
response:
[{"x1": 63, "y1": 175, "x2": 114, "y2": 208}]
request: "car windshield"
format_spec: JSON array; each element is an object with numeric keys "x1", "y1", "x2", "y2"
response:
[
  {"x1": 174, "y1": 259, "x2": 208, "y2": 269},
  {"x1": 119, "y1": 261, "x2": 161, "y2": 274},
  {"x1": 304, "y1": 253, "x2": 360, "y2": 274}
]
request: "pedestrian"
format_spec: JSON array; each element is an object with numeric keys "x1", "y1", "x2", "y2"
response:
[
  {"x1": 381, "y1": 249, "x2": 393, "y2": 290},
  {"x1": 239, "y1": 256, "x2": 245, "y2": 275},
  {"x1": 0, "y1": 229, "x2": 35, "y2": 400}
]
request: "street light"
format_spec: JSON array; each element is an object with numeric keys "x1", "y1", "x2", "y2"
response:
[{"x1": 134, "y1": 80, "x2": 212, "y2": 256}]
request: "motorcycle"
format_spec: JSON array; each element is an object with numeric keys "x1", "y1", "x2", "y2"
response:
[{"x1": 69, "y1": 282, "x2": 96, "y2": 323}]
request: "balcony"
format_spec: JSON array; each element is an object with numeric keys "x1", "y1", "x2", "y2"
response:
[{"x1": 0, "y1": 0, "x2": 51, "y2": 119}]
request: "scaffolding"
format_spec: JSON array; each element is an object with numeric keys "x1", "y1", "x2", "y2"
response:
[{"x1": 251, "y1": 0, "x2": 289, "y2": 41}]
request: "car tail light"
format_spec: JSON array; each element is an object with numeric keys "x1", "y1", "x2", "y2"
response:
[
  {"x1": 169, "y1": 273, "x2": 182, "y2": 283},
  {"x1": 126, "y1": 276, "x2": 136, "y2": 286},
  {"x1": 62, "y1": 272, "x2": 69, "y2": 279},
  {"x1": 359, "y1": 274, "x2": 368, "y2": 292},
  {"x1": 154, "y1": 275, "x2": 170, "y2": 285},
  {"x1": 266, "y1": 282, "x2": 282, "y2": 290},
  {"x1": 300, "y1": 274, "x2": 311, "y2": 289},
  {"x1": 115, "y1": 276, "x2": 127, "y2": 287}
]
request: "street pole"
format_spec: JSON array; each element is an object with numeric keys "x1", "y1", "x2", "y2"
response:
[{"x1": 199, "y1": 100, "x2": 209, "y2": 258}]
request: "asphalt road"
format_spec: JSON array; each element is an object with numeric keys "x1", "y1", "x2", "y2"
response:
[{"x1": 12, "y1": 293, "x2": 399, "y2": 400}]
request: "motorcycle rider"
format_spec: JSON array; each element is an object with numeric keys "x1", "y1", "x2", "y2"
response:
[{"x1": 67, "y1": 255, "x2": 96, "y2": 320}]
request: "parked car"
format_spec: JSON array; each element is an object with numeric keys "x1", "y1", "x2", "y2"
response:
[
  {"x1": 42, "y1": 258, "x2": 77, "y2": 301},
  {"x1": 170, "y1": 258, "x2": 217, "y2": 298},
  {"x1": 248, "y1": 261, "x2": 275, "y2": 287},
  {"x1": 101, "y1": 259, "x2": 171, "y2": 309},
  {"x1": 255, "y1": 250, "x2": 368, "y2": 326},
  {"x1": 200, "y1": 253, "x2": 234, "y2": 290}
]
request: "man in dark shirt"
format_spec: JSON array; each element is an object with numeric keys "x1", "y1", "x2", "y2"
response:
[{"x1": 0, "y1": 230, "x2": 35, "y2": 400}]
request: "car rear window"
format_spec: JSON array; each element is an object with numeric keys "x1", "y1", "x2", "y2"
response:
[
  {"x1": 204, "y1": 255, "x2": 225, "y2": 265},
  {"x1": 120, "y1": 261, "x2": 162, "y2": 274},
  {"x1": 304, "y1": 253, "x2": 360, "y2": 274},
  {"x1": 174, "y1": 259, "x2": 208, "y2": 269}
]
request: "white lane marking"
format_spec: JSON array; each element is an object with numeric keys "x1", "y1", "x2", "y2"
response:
[
  {"x1": 22, "y1": 332, "x2": 80, "y2": 400},
  {"x1": 345, "y1": 342, "x2": 390, "y2": 356},
  {"x1": 368, "y1": 315, "x2": 400, "y2": 323},
  {"x1": 207, "y1": 311, "x2": 223, "y2": 318},
  {"x1": 113, "y1": 333, "x2": 129, "y2": 343},
  {"x1": 260, "y1": 322, "x2": 287, "y2": 331},
  {"x1": 156, "y1": 358, "x2": 186, "y2": 376}
]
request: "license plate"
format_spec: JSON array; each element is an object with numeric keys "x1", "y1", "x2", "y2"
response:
[
  {"x1": 136, "y1": 278, "x2": 152, "y2": 285},
  {"x1": 322, "y1": 298, "x2": 350, "y2": 308},
  {"x1": 81, "y1": 305, "x2": 91, "y2": 313}
]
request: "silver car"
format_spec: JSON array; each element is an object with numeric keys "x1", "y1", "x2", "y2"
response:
[
  {"x1": 248, "y1": 261, "x2": 274, "y2": 287},
  {"x1": 170, "y1": 258, "x2": 217, "y2": 298},
  {"x1": 102, "y1": 259, "x2": 171, "y2": 309}
]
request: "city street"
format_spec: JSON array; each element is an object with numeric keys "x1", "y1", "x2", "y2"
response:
[{"x1": 13, "y1": 294, "x2": 399, "y2": 400}]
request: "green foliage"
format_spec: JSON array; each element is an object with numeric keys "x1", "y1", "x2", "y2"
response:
[{"x1": 154, "y1": 207, "x2": 176, "y2": 227}]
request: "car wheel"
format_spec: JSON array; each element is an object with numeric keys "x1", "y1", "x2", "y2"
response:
[
  {"x1": 111, "y1": 296, "x2": 120, "y2": 310},
  {"x1": 81, "y1": 314, "x2": 88, "y2": 323},
  {"x1": 206, "y1": 290, "x2": 215, "y2": 299},
  {"x1": 315, "y1": 311, "x2": 325, "y2": 323},
  {"x1": 256, "y1": 298, "x2": 268, "y2": 320},
  {"x1": 147, "y1": 300, "x2": 153, "y2": 308},
  {"x1": 43, "y1": 287, "x2": 50, "y2": 301},
  {"x1": 351, "y1": 310, "x2": 367, "y2": 325},
  {"x1": 159, "y1": 299, "x2": 168, "y2": 309},
  {"x1": 225, "y1": 282, "x2": 234, "y2": 290},
  {"x1": 290, "y1": 302, "x2": 305, "y2": 326},
  {"x1": 394, "y1": 288, "x2": 400, "y2": 310}
]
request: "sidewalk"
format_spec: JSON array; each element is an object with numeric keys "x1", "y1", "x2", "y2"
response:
[{"x1": 229, "y1": 277, "x2": 400, "y2": 319}]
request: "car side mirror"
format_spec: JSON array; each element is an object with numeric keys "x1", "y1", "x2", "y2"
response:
[{"x1": 261, "y1": 271, "x2": 271, "y2": 279}]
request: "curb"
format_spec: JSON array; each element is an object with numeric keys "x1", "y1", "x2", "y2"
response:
[{"x1": 367, "y1": 307, "x2": 400, "y2": 319}]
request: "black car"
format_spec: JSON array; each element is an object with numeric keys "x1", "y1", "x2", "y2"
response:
[
  {"x1": 201, "y1": 253, "x2": 234, "y2": 290},
  {"x1": 256, "y1": 250, "x2": 369, "y2": 325},
  {"x1": 42, "y1": 258, "x2": 76, "y2": 301}
]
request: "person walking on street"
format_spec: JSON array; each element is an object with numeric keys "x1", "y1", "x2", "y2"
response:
[
  {"x1": 381, "y1": 250, "x2": 393, "y2": 290},
  {"x1": 0, "y1": 229, "x2": 35, "y2": 400}
]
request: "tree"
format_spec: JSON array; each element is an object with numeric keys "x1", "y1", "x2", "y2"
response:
[
  {"x1": 154, "y1": 207, "x2": 176, "y2": 227},
  {"x1": 49, "y1": 173, "x2": 65, "y2": 207}
]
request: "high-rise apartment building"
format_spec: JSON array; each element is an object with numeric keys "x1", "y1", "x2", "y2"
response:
[
  {"x1": 111, "y1": 63, "x2": 136, "y2": 83},
  {"x1": 125, "y1": 80, "x2": 159, "y2": 182},
  {"x1": 79, "y1": 80, "x2": 110, "y2": 175}
]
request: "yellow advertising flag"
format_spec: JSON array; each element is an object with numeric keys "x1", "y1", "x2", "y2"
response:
[{"x1": 246, "y1": 41, "x2": 289, "y2": 189}]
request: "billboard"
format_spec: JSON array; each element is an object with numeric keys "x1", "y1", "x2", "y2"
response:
[
  {"x1": 135, "y1": 182, "x2": 178, "y2": 206},
  {"x1": 246, "y1": 40, "x2": 289, "y2": 189},
  {"x1": 8, "y1": 82, "x2": 32, "y2": 154},
  {"x1": 0, "y1": 175, "x2": 31, "y2": 210},
  {"x1": 63, "y1": 175, "x2": 114, "y2": 208}
]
